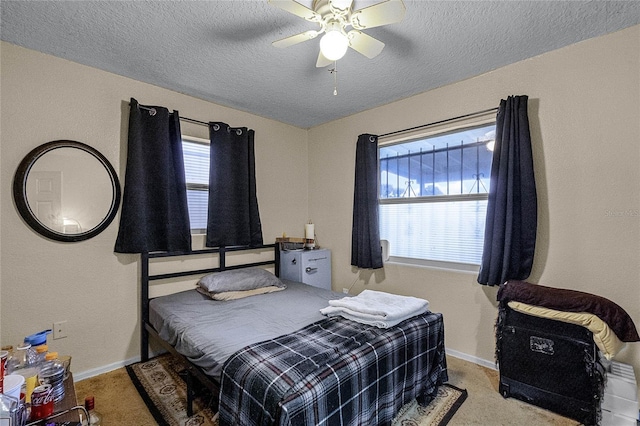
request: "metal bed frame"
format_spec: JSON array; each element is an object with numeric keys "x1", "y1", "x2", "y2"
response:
[{"x1": 139, "y1": 244, "x2": 280, "y2": 415}]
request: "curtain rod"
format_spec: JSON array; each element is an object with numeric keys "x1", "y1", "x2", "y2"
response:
[
  {"x1": 135, "y1": 104, "x2": 498, "y2": 133},
  {"x1": 136, "y1": 104, "x2": 209, "y2": 127},
  {"x1": 378, "y1": 107, "x2": 499, "y2": 138}
]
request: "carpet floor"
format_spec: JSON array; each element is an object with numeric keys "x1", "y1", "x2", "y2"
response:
[{"x1": 75, "y1": 355, "x2": 580, "y2": 425}]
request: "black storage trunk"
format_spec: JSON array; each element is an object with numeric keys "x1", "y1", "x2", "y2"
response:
[{"x1": 496, "y1": 304, "x2": 605, "y2": 425}]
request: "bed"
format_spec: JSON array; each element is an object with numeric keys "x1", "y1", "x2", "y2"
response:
[{"x1": 140, "y1": 244, "x2": 448, "y2": 425}]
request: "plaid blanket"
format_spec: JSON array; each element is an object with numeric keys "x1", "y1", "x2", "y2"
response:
[{"x1": 218, "y1": 312, "x2": 447, "y2": 426}]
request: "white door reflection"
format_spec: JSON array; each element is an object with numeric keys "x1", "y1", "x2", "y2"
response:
[
  {"x1": 26, "y1": 147, "x2": 113, "y2": 235},
  {"x1": 27, "y1": 171, "x2": 63, "y2": 231}
]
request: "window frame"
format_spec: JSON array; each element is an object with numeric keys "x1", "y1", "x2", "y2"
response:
[{"x1": 378, "y1": 113, "x2": 496, "y2": 271}]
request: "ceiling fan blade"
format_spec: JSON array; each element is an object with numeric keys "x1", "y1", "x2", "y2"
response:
[
  {"x1": 347, "y1": 30, "x2": 385, "y2": 58},
  {"x1": 268, "y1": 0, "x2": 321, "y2": 22},
  {"x1": 273, "y1": 30, "x2": 320, "y2": 48},
  {"x1": 350, "y1": 0, "x2": 406, "y2": 30},
  {"x1": 316, "y1": 51, "x2": 333, "y2": 68},
  {"x1": 329, "y1": 0, "x2": 353, "y2": 16}
]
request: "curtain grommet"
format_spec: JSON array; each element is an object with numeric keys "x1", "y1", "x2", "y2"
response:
[{"x1": 225, "y1": 127, "x2": 243, "y2": 136}]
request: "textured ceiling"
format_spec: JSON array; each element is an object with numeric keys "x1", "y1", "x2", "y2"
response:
[{"x1": 2, "y1": 1, "x2": 639, "y2": 128}]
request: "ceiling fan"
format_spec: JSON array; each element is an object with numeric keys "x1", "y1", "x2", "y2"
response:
[{"x1": 268, "y1": 0, "x2": 406, "y2": 67}]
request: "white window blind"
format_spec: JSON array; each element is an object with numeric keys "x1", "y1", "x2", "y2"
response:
[
  {"x1": 379, "y1": 120, "x2": 495, "y2": 267},
  {"x1": 182, "y1": 137, "x2": 210, "y2": 232},
  {"x1": 380, "y1": 199, "x2": 488, "y2": 264}
]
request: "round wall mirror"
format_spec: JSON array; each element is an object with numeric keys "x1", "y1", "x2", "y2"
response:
[{"x1": 13, "y1": 140, "x2": 121, "y2": 242}]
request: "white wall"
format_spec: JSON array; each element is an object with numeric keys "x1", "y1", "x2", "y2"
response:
[
  {"x1": 0, "y1": 42, "x2": 309, "y2": 375},
  {"x1": 308, "y1": 25, "x2": 640, "y2": 378}
]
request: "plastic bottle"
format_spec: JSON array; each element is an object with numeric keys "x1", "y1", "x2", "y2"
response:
[
  {"x1": 81, "y1": 396, "x2": 103, "y2": 426},
  {"x1": 5, "y1": 343, "x2": 30, "y2": 373},
  {"x1": 44, "y1": 351, "x2": 58, "y2": 362},
  {"x1": 5, "y1": 343, "x2": 40, "y2": 403},
  {"x1": 24, "y1": 343, "x2": 37, "y2": 366},
  {"x1": 39, "y1": 352, "x2": 66, "y2": 402},
  {"x1": 35, "y1": 344, "x2": 49, "y2": 364}
]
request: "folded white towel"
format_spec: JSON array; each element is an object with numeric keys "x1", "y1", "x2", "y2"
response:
[
  {"x1": 320, "y1": 290, "x2": 430, "y2": 328},
  {"x1": 329, "y1": 290, "x2": 429, "y2": 320},
  {"x1": 320, "y1": 304, "x2": 429, "y2": 328}
]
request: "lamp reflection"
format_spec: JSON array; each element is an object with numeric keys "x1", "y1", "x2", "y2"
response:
[{"x1": 62, "y1": 218, "x2": 82, "y2": 234}]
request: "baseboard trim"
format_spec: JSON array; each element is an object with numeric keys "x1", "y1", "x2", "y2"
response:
[
  {"x1": 74, "y1": 356, "x2": 140, "y2": 382},
  {"x1": 74, "y1": 349, "x2": 167, "y2": 382},
  {"x1": 446, "y1": 347, "x2": 497, "y2": 371},
  {"x1": 75, "y1": 348, "x2": 495, "y2": 381}
]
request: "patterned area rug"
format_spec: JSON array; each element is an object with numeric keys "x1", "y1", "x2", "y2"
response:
[
  {"x1": 391, "y1": 384, "x2": 468, "y2": 426},
  {"x1": 127, "y1": 354, "x2": 216, "y2": 426},
  {"x1": 127, "y1": 354, "x2": 467, "y2": 426}
]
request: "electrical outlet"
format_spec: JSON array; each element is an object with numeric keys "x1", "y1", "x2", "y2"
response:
[
  {"x1": 53, "y1": 321, "x2": 68, "y2": 340},
  {"x1": 342, "y1": 288, "x2": 349, "y2": 294}
]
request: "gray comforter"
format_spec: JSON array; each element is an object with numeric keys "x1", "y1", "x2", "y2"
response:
[{"x1": 149, "y1": 280, "x2": 346, "y2": 379}]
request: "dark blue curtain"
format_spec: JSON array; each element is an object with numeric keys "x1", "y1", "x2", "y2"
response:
[
  {"x1": 351, "y1": 134, "x2": 383, "y2": 269},
  {"x1": 478, "y1": 95, "x2": 537, "y2": 286},
  {"x1": 114, "y1": 98, "x2": 191, "y2": 253},
  {"x1": 206, "y1": 122, "x2": 263, "y2": 247}
]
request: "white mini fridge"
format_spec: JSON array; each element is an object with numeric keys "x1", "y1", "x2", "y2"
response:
[{"x1": 280, "y1": 249, "x2": 331, "y2": 290}]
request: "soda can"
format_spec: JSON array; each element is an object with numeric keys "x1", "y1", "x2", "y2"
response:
[
  {"x1": 0, "y1": 350, "x2": 7, "y2": 393},
  {"x1": 30, "y1": 384, "x2": 54, "y2": 420}
]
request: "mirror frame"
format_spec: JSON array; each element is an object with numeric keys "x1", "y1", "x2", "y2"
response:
[{"x1": 13, "y1": 140, "x2": 121, "y2": 242}]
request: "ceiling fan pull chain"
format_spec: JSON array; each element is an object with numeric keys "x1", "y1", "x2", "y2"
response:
[{"x1": 330, "y1": 61, "x2": 338, "y2": 96}]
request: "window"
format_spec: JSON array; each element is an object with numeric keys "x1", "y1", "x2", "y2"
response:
[
  {"x1": 182, "y1": 136, "x2": 210, "y2": 233},
  {"x1": 379, "y1": 121, "x2": 495, "y2": 268}
]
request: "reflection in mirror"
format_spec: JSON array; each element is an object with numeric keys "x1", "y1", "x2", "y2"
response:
[
  {"x1": 14, "y1": 141, "x2": 121, "y2": 242},
  {"x1": 27, "y1": 148, "x2": 114, "y2": 234}
]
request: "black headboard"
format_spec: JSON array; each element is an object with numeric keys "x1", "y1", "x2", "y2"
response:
[{"x1": 140, "y1": 244, "x2": 279, "y2": 361}]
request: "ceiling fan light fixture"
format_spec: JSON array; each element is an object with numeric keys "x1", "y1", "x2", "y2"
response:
[
  {"x1": 269, "y1": 0, "x2": 406, "y2": 66},
  {"x1": 320, "y1": 29, "x2": 348, "y2": 61}
]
